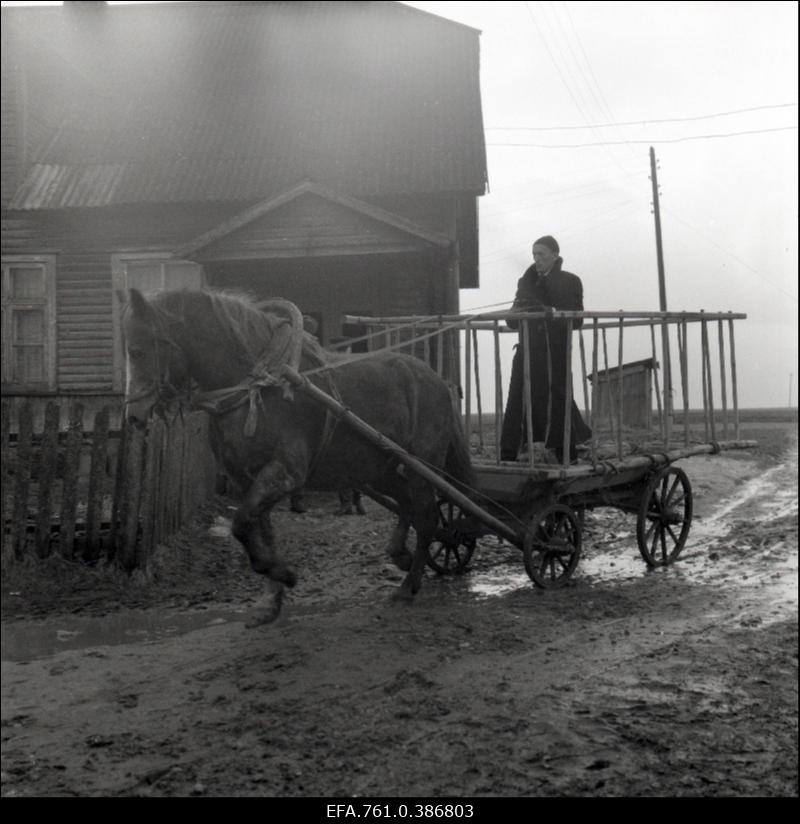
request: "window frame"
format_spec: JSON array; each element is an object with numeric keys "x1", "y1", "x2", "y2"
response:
[{"x1": 1, "y1": 254, "x2": 57, "y2": 393}]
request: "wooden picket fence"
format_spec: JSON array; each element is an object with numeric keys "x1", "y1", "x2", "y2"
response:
[{"x1": 1, "y1": 401, "x2": 217, "y2": 571}]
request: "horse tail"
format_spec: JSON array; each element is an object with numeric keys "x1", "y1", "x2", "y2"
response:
[{"x1": 443, "y1": 383, "x2": 476, "y2": 495}]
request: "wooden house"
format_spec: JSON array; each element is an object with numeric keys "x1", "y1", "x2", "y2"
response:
[{"x1": 1, "y1": 0, "x2": 487, "y2": 428}]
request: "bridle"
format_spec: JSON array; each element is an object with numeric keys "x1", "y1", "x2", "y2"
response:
[{"x1": 125, "y1": 317, "x2": 191, "y2": 417}]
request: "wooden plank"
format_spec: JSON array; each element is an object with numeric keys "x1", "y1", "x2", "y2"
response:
[
  {"x1": 463, "y1": 320, "x2": 472, "y2": 441},
  {"x1": 120, "y1": 425, "x2": 145, "y2": 571},
  {"x1": 108, "y1": 422, "x2": 129, "y2": 563},
  {"x1": 1, "y1": 401, "x2": 12, "y2": 559},
  {"x1": 180, "y1": 415, "x2": 194, "y2": 527},
  {"x1": 522, "y1": 321, "x2": 534, "y2": 468},
  {"x1": 472, "y1": 326, "x2": 484, "y2": 451},
  {"x1": 84, "y1": 406, "x2": 110, "y2": 561},
  {"x1": 138, "y1": 417, "x2": 165, "y2": 568},
  {"x1": 717, "y1": 319, "x2": 729, "y2": 439},
  {"x1": 728, "y1": 318, "x2": 740, "y2": 439},
  {"x1": 172, "y1": 415, "x2": 187, "y2": 532},
  {"x1": 493, "y1": 320, "x2": 503, "y2": 465},
  {"x1": 617, "y1": 318, "x2": 624, "y2": 458},
  {"x1": 561, "y1": 321, "x2": 574, "y2": 468},
  {"x1": 34, "y1": 402, "x2": 60, "y2": 558},
  {"x1": 59, "y1": 402, "x2": 84, "y2": 559},
  {"x1": 11, "y1": 403, "x2": 34, "y2": 558},
  {"x1": 590, "y1": 320, "x2": 599, "y2": 467},
  {"x1": 578, "y1": 330, "x2": 590, "y2": 425},
  {"x1": 160, "y1": 417, "x2": 180, "y2": 537}
]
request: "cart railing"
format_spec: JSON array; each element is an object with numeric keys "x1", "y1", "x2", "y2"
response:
[{"x1": 340, "y1": 309, "x2": 750, "y2": 469}]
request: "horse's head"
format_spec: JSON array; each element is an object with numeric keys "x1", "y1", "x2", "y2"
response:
[{"x1": 121, "y1": 289, "x2": 190, "y2": 426}]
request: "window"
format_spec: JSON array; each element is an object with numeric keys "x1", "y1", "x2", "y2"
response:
[
  {"x1": 1, "y1": 256, "x2": 57, "y2": 391},
  {"x1": 111, "y1": 253, "x2": 205, "y2": 391},
  {"x1": 112, "y1": 253, "x2": 205, "y2": 294}
]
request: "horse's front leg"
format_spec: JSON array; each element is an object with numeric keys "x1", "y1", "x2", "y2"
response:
[
  {"x1": 231, "y1": 458, "x2": 302, "y2": 626},
  {"x1": 385, "y1": 515, "x2": 413, "y2": 571}
]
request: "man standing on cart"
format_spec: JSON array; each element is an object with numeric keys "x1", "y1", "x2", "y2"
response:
[{"x1": 500, "y1": 235, "x2": 592, "y2": 464}]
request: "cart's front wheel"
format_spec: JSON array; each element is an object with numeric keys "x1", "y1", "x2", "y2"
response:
[
  {"x1": 636, "y1": 466, "x2": 693, "y2": 566},
  {"x1": 426, "y1": 499, "x2": 477, "y2": 575},
  {"x1": 523, "y1": 504, "x2": 582, "y2": 588}
]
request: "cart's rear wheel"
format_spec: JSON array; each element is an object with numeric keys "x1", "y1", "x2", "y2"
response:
[
  {"x1": 426, "y1": 499, "x2": 477, "y2": 575},
  {"x1": 636, "y1": 466, "x2": 693, "y2": 566},
  {"x1": 523, "y1": 503, "x2": 582, "y2": 589}
]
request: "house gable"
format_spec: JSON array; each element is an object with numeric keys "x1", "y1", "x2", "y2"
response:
[{"x1": 176, "y1": 182, "x2": 452, "y2": 261}]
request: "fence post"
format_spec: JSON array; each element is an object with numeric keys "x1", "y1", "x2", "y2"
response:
[
  {"x1": 59, "y1": 403, "x2": 84, "y2": 560},
  {"x1": 1, "y1": 402, "x2": 12, "y2": 560},
  {"x1": 85, "y1": 407, "x2": 110, "y2": 561},
  {"x1": 108, "y1": 422, "x2": 129, "y2": 563},
  {"x1": 34, "y1": 402, "x2": 60, "y2": 558},
  {"x1": 12, "y1": 402, "x2": 34, "y2": 558},
  {"x1": 120, "y1": 425, "x2": 145, "y2": 571},
  {"x1": 138, "y1": 417, "x2": 165, "y2": 570}
]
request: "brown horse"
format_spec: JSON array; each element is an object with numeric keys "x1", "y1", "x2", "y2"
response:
[{"x1": 121, "y1": 288, "x2": 475, "y2": 623}]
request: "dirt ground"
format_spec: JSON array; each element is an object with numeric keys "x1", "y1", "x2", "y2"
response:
[{"x1": 1, "y1": 421, "x2": 797, "y2": 799}]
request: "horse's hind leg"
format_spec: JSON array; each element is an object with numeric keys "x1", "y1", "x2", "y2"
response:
[{"x1": 394, "y1": 479, "x2": 438, "y2": 602}]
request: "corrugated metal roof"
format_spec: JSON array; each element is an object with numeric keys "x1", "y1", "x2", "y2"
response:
[{"x1": 3, "y1": 1, "x2": 487, "y2": 210}]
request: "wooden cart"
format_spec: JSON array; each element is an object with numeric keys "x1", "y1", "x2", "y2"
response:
[{"x1": 284, "y1": 308, "x2": 756, "y2": 588}]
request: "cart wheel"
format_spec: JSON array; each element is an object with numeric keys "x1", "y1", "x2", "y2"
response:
[
  {"x1": 523, "y1": 504, "x2": 582, "y2": 589},
  {"x1": 426, "y1": 499, "x2": 477, "y2": 575},
  {"x1": 636, "y1": 466, "x2": 693, "y2": 567}
]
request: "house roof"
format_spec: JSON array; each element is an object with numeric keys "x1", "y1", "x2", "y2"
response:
[{"x1": 2, "y1": 1, "x2": 488, "y2": 210}]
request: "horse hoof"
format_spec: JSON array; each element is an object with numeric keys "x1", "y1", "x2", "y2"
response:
[
  {"x1": 245, "y1": 607, "x2": 282, "y2": 627},
  {"x1": 389, "y1": 586, "x2": 415, "y2": 605}
]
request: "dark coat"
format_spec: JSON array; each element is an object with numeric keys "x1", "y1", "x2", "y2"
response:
[
  {"x1": 506, "y1": 258, "x2": 585, "y2": 332},
  {"x1": 500, "y1": 257, "x2": 591, "y2": 460}
]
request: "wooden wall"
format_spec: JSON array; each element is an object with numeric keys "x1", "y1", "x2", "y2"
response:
[{"x1": 2, "y1": 195, "x2": 461, "y2": 400}]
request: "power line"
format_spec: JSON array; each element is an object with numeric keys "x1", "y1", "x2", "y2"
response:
[
  {"x1": 523, "y1": 1, "x2": 640, "y2": 183},
  {"x1": 486, "y1": 102, "x2": 799, "y2": 132},
  {"x1": 663, "y1": 207, "x2": 799, "y2": 305},
  {"x1": 488, "y1": 125, "x2": 798, "y2": 147}
]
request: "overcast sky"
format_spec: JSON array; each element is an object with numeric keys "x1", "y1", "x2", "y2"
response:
[
  {"x1": 403, "y1": 0, "x2": 798, "y2": 409},
  {"x1": 3, "y1": 1, "x2": 798, "y2": 409}
]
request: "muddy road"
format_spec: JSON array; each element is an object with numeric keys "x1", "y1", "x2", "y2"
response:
[{"x1": 1, "y1": 424, "x2": 797, "y2": 798}]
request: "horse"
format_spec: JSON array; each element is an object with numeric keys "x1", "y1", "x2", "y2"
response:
[{"x1": 121, "y1": 287, "x2": 475, "y2": 624}]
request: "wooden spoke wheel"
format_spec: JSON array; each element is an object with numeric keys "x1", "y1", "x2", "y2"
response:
[
  {"x1": 636, "y1": 466, "x2": 693, "y2": 567},
  {"x1": 425, "y1": 498, "x2": 477, "y2": 575},
  {"x1": 523, "y1": 503, "x2": 582, "y2": 589}
]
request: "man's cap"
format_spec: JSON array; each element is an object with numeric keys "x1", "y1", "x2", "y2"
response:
[{"x1": 533, "y1": 235, "x2": 560, "y2": 255}]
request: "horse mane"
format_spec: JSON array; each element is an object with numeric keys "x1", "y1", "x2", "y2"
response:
[{"x1": 149, "y1": 288, "x2": 332, "y2": 370}]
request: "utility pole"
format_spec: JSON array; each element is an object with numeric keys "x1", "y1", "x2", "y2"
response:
[{"x1": 650, "y1": 146, "x2": 673, "y2": 442}]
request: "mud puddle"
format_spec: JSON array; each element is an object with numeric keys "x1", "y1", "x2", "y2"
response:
[
  {"x1": 469, "y1": 446, "x2": 798, "y2": 606},
  {"x1": 0, "y1": 606, "x2": 248, "y2": 663}
]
